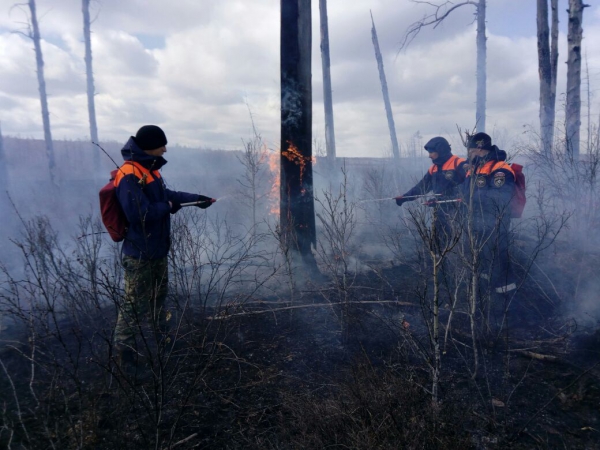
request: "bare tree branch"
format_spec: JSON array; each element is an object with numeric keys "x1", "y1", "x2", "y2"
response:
[{"x1": 399, "y1": 0, "x2": 478, "y2": 51}]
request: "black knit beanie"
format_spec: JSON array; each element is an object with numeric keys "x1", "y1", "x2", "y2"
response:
[
  {"x1": 424, "y1": 136, "x2": 451, "y2": 157},
  {"x1": 466, "y1": 132, "x2": 492, "y2": 150},
  {"x1": 135, "y1": 125, "x2": 168, "y2": 150}
]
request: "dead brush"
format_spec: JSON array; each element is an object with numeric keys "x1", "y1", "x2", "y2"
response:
[{"x1": 274, "y1": 358, "x2": 473, "y2": 449}]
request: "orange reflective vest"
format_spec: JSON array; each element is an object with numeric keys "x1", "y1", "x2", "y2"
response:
[
  {"x1": 114, "y1": 161, "x2": 162, "y2": 188},
  {"x1": 428, "y1": 154, "x2": 465, "y2": 175},
  {"x1": 467, "y1": 160, "x2": 515, "y2": 178}
]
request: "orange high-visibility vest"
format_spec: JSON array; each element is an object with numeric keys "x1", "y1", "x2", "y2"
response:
[
  {"x1": 114, "y1": 161, "x2": 162, "y2": 187},
  {"x1": 467, "y1": 160, "x2": 515, "y2": 178},
  {"x1": 428, "y1": 155, "x2": 464, "y2": 175}
]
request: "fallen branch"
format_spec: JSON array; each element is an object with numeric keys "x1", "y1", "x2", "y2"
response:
[
  {"x1": 171, "y1": 432, "x2": 198, "y2": 448},
  {"x1": 207, "y1": 300, "x2": 418, "y2": 320},
  {"x1": 511, "y1": 350, "x2": 559, "y2": 362}
]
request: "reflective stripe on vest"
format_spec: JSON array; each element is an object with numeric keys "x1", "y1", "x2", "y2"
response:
[
  {"x1": 428, "y1": 155, "x2": 464, "y2": 175},
  {"x1": 114, "y1": 161, "x2": 161, "y2": 187}
]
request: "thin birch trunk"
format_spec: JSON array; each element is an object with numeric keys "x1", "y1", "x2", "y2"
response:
[
  {"x1": 550, "y1": 0, "x2": 559, "y2": 146},
  {"x1": 319, "y1": 0, "x2": 336, "y2": 165},
  {"x1": 82, "y1": 0, "x2": 100, "y2": 170},
  {"x1": 431, "y1": 211, "x2": 441, "y2": 403},
  {"x1": 566, "y1": 0, "x2": 585, "y2": 158},
  {"x1": 29, "y1": 0, "x2": 56, "y2": 185},
  {"x1": 475, "y1": 0, "x2": 487, "y2": 132},
  {"x1": 537, "y1": 0, "x2": 554, "y2": 156},
  {"x1": 370, "y1": 11, "x2": 400, "y2": 161}
]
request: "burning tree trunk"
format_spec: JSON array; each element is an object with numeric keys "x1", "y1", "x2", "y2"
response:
[
  {"x1": 319, "y1": 0, "x2": 336, "y2": 165},
  {"x1": 565, "y1": 0, "x2": 587, "y2": 158},
  {"x1": 370, "y1": 11, "x2": 400, "y2": 161},
  {"x1": 28, "y1": 0, "x2": 56, "y2": 185},
  {"x1": 280, "y1": 0, "x2": 317, "y2": 265},
  {"x1": 537, "y1": 0, "x2": 559, "y2": 156},
  {"x1": 82, "y1": 0, "x2": 100, "y2": 166}
]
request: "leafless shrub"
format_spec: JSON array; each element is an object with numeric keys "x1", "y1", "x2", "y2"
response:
[
  {"x1": 314, "y1": 165, "x2": 361, "y2": 338},
  {"x1": 0, "y1": 208, "x2": 280, "y2": 448},
  {"x1": 275, "y1": 359, "x2": 472, "y2": 449}
]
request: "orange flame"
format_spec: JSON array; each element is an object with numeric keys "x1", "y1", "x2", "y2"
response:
[{"x1": 282, "y1": 141, "x2": 314, "y2": 183}]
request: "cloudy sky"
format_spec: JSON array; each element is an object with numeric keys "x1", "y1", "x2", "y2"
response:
[{"x1": 0, "y1": 0, "x2": 599, "y2": 157}]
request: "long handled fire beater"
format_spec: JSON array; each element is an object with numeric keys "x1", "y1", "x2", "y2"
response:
[
  {"x1": 181, "y1": 198, "x2": 218, "y2": 207},
  {"x1": 356, "y1": 194, "x2": 442, "y2": 203},
  {"x1": 357, "y1": 194, "x2": 461, "y2": 205}
]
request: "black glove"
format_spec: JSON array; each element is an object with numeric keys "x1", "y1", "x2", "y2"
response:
[
  {"x1": 196, "y1": 194, "x2": 214, "y2": 209},
  {"x1": 395, "y1": 196, "x2": 407, "y2": 206},
  {"x1": 170, "y1": 201, "x2": 182, "y2": 214}
]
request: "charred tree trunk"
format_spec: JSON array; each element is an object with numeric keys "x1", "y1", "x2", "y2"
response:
[
  {"x1": 566, "y1": 0, "x2": 586, "y2": 158},
  {"x1": 280, "y1": 0, "x2": 317, "y2": 266},
  {"x1": 28, "y1": 0, "x2": 56, "y2": 185},
  {"x1": 370, "y1": 11, "x2": 400, "y2": 160},
  {"x1": 319, "y1": 0, "x2": 336, "y2": 165},
  {"x1": 537, "y1": 0, "x2": 558, "y2": 156},
  {"x1": 475, "y1": 0, "x2": 487, "y2": 132},
  {"x1": 82, "y1": 0, "x2": 100, "y2": 167}
]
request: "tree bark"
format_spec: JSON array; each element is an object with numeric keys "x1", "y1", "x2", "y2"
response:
[
  {"x1": 29, "y1": 0, "x2": 56, "y2": 185},
  {"x1": 475, "y1": 0, "x2": 487, "y2": 132},
  {"x1": 319, "y1": 0, "x2": 336, "y2": 165},
  {"x1": 566, "y1": 0, "x2": 585, "y2": 158},
  {"x1": 537, "y1": 0, "x2": 555, "y2": 156},
  {"x1": 82, "y1": 0, "x2": 100, "y2": 165},
  {"x1": 370, "y1": 12, "x2": 400, "y2": 160},
  {"x1": 550, "y1": 0, "x2": 559, "y2": 124},
  {"x1": 280, "y1": 0, "x2": 317, "y2": 263}
]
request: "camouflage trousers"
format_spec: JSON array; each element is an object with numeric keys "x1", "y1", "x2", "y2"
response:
[{"x1": 114, "y1": 255, "x2": 172, "y2": 348}]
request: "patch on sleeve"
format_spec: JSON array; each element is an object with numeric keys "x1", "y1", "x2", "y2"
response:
[
  {"x1": 493, "y1": 172, "x2": 506, "y2": 187},
  {"x1": 444, "y1": 171, "x2": 454, "y2": 180},
  {"x1": 476, "y1": 176, "x2": 487, "y2": 188}
]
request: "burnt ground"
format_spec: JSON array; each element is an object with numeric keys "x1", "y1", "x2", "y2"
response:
[{"x1": 1, "y1": 253, "x2": 600, "y2": 449}]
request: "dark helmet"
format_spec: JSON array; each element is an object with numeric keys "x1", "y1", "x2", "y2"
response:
[
  {"x1": 424, "y1": 136, "x2": 451, "y2": 157},
  {"x1": 466, "y1": 132, "x2": 493, "y2": 150}
]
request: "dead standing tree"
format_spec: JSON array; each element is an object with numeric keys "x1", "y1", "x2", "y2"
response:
[
  {"x1": 280, "y1": 0, "x2": 318, "y2": 272},
  {"x1": 565, "y1": 0, "x2": 589, "y2": 159},
  {"x1": 82, "y1": 0, "x2": 100, "y2": 169},
  {"x1": 319, "y1": 0, "x2": 336, "y2": 166},
  {"x1": 400, "y1": 0, "x2": 487, "y2": 132},
  {"x1": 370, "y1": 11, "x2": 400, "y2": 161},
  {"x1": 537, "y1": 0, "x2": 559, "y2": 157},
  {"x1": 16, "y1": 0, "x2": 57, "y2": 185}
]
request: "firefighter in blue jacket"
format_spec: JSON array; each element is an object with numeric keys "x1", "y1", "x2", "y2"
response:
[
  {"x1": 395, "y1": 136, "x2": 467, "y2": 254},
  {"x1": 462, "y1": 132, "x2": 516, "y2": 295},
  {"x1": 114, "y1": 125, "x2": 214, "y2": 364}
]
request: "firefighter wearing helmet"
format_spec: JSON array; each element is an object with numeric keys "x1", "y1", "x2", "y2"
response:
[
  {"x1": 463, "y1": 132, "x2": 517, "y2": 295},
  {"x1": 395, "y1": 136, "x2": 467, "y2": 253}
]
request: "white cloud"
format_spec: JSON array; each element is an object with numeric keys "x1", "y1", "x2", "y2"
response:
[{"x1": 0, "y1": 0, "x2": 598, "y2": 157}]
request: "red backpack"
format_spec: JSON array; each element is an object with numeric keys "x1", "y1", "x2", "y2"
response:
[
  {"x1": 99, "y1": 162, "x2": 150, "y2": 242},
  {"x1": 509, "y1": 163, "x2": 526, "y2": 218}
]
